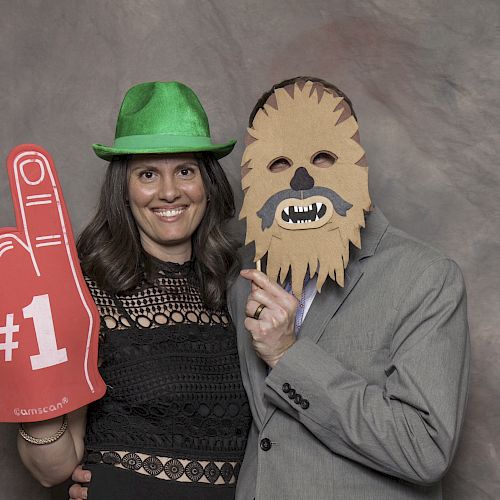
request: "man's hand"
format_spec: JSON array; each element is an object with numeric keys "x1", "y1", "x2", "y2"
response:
[
  {"x1": 68, "y1": 465, "x2": 90, "y2": 499},
  {"x1": 240, "y1": 269, "x2": 298, "y2": 368}
]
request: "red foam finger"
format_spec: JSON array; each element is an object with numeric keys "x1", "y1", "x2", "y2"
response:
[{"x1": 0, "y1": 144, "x2": 106, "y2": 423}]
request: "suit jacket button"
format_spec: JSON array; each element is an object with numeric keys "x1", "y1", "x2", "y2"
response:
[
  {"x1": 301, "y1": 399, "x2": 310, "y2": 409},
  {"x1": 260, "y1": 438, "x2": 272, "y2": 451},
  {"x1": 287, "y1": 388, "x2": 296, "y2": 399},
  {"x1": 294, "y1": 394, "x2": 302, "y2": 404},
  {"x1": 282, "y1": 383, "x2": 291, "y2": 393}
]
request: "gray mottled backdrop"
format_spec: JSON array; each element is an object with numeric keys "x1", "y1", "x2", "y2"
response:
[{"x1": 1, "y1": 1, "x2": 499, "y2": 498}]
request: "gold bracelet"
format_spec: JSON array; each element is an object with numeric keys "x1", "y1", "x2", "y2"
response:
[{"x1": 18, "y1": 415, "x2": 68, "y2": 445}]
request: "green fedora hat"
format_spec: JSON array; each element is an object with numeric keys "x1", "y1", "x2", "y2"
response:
[{"x1": 93, "y1": 81, "x2": 236, "y2": 161}]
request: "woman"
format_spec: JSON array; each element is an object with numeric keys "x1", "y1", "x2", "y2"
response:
[{"x1": 17, "y1": 81, "x2": 251, "y2": 499}]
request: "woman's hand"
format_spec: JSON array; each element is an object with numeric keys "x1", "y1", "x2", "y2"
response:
[
  {"x1": 240, "y1": 269, "x2": 298, "y2": 368},
  {"x1": 68, "y1": 465, "x2": 90, "y2": 499}
]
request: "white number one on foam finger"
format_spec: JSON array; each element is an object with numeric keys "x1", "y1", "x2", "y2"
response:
[
  {"x1": 0, "y1": 294, "x2": 68, "y2": 370},
  {"x1": 23, "y1": 294, "x2": 68, "y2": 370}
]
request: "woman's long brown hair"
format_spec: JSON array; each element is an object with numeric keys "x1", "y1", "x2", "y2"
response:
[{"x1": 77, "y1": 153, "x2": 239, "y2": 310}]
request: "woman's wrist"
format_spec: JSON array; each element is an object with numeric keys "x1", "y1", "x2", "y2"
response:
[{"x1": 19, "y1": 415, "x2": 68, "y2": 445}]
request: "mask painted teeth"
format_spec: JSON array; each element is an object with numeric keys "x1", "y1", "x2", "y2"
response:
[{"x1": 281, "y1": 202, "x2": 327, "y2": 224}]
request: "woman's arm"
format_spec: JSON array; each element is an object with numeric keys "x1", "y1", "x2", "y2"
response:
[{"x1": 17, "y1": 406, "x2": 87, "y2": 487}]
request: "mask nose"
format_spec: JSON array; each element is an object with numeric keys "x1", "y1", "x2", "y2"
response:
[{"x1": 290, "y1": 167, "x2": 314, "y2": 191}]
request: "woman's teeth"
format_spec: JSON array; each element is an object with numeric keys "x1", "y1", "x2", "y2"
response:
[{"x1": 155, "y1": 208, "x2": 185, "y2": 217}]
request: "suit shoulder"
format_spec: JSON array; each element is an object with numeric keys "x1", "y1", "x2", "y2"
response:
[{"x1": 375, "y1": 224, "x2": 463, "y2": 282}]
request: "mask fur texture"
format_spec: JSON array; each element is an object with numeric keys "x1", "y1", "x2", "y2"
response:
[{"x1": 240, "y1": 81, "x2": 371, "y2": 297}]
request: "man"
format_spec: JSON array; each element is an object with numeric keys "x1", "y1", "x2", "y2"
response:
[
  {"x1": 232, "y1": 76, "x2": 469, "y2": 499},
  {"x1": 70, "y1": 77, "x2": 469, "y2": 499}
]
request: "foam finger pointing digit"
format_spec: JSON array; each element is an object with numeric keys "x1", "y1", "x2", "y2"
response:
[{"x1": 7, "y1": 145, "x2": 77, "y2": 277}]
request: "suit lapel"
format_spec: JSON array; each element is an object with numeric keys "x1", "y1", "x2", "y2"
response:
[
  {"x1": 233, "y1": 244, "x2": 270, "y2": 428},
  {"x1": 299, "y1": 260, "x2": 364, "y2": 343},
  {"x1": 261, "y1": 260, "x2": 364, "y2": 428},
  {"x1": 241, "y1": 316, "x2": 269, "y2": 426},
  {"x1": 260, "y1": 208, "x2": 389, "y2": 429},
  {"x1": 296, "y1": 208, "x2": 389, "y2": 344}
]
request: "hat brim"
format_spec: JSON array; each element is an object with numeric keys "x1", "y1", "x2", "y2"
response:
[{"x1": 92, "y1": 139, "x2": 236, "y2": 161}]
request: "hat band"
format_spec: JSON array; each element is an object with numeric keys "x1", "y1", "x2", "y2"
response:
[{"x1": 113, "y1": 133, "x2": 214, "y2": 149}]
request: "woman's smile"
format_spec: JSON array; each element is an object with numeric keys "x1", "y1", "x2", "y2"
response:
[{"x1": 153, "y1": 206, "x2": 187, "y2": 218}]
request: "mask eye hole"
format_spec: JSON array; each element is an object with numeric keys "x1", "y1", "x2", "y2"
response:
[
  {"x1": 268, "y1": 157, "x2": 293, "y2": 173},
  {"x1": 311, "y1": 151, "x2": 337, "y2": 168}
]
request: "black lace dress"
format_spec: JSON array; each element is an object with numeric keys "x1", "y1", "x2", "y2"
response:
[{"x1": 82, "y1": 260, "x2": 251, "y2": 499}]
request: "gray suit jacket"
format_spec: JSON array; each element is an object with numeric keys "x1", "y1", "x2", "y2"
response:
[{"x1": 229, "y1": 208, "x2": 470, "y2": 500}]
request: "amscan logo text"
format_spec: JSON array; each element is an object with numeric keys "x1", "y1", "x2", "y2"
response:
[{"x1": 14, "y1": 396, "x2": 69, "y2": 416}]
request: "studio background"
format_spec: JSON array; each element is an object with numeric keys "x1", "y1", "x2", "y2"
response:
[{"x1": 1, "y1": 1, "x2": 499, "y2": 498}]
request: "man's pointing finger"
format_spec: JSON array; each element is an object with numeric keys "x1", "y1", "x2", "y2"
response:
[{"x1": 240, "y1": 268, "x2": 285, "y2": 296}]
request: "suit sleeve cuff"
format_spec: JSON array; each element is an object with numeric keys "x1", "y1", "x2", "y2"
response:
[{"x1": 264, "y1": 337, "x2": 347, "y2": 423}]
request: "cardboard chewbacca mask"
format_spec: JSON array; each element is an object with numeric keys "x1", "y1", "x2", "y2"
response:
[{"x1": 240, "y1": 79, "x2": 372, "y2": 297}]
